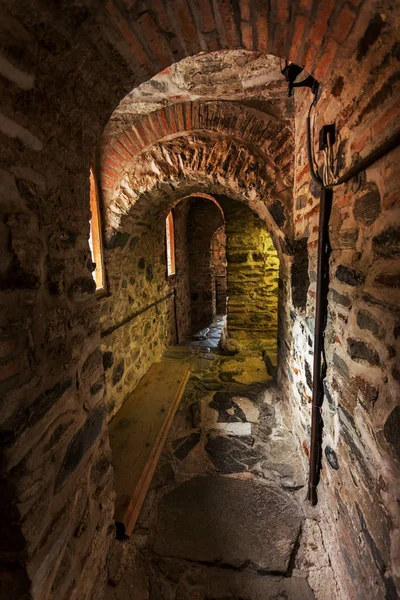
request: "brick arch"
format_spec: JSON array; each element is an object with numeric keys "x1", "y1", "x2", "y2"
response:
[
  {"x1": 102, "y1": 132, "x2": 292, "y2": 247},
  {"x1": 175, "y1": 192, "x2": 226, "y2": 217},
  {"x1": 90, "y1": 0, "x2": 378, "y2": 98},
  {"x1": 91, "y1": 1, "x2": 399, "y2": 198},
  {"x1": 4, "y1": 3, "x2": 396, "y2": 181},
  {"x1": 97, "y1": 100, "x2": 293, "y2": 199},
  {"x1": 86, "y1": 0, "x2": 398, "y2": 161}
]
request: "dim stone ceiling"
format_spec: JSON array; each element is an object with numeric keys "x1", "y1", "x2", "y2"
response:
[{"x1": 105, "y1": 50, "x2": 295, "y2": 138}]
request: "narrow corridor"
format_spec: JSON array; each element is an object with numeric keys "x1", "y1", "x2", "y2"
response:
[
  {"x1": 2, "y1": 4, "x2": 399, "y2": 598},
  {"x1": 104, "y1": 320, "x2": 337, "y2": 600}
]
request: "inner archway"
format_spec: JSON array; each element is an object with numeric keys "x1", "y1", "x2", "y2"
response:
[{"x1": 187, "y1": 196, "x2": 225, "y2": 332}]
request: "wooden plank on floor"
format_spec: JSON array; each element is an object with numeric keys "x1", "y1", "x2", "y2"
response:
[{"x1": 109, "y1": 360, "x2": 190, "y2": 536}]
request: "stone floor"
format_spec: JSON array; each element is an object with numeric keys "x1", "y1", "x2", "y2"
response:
[{"x1": 104, "y1": 318, "x2": 339, "y2": 600}]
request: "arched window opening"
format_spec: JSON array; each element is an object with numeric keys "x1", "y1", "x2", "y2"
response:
[
  {"x1": 166, "y1": 211, "x2": 175, "y2": 277},
  {"x1": 89, "y1": 168, "x2": 105, "y2": 292}
]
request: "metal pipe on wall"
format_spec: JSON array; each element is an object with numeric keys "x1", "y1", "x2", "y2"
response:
[
  {"x1": 173, "y1": 286, "x2": 179, "y2": 344},
  {"x1": 307, "y1": 187, "x2": 332, "y2": 505},
  {"x1": 101, "y1": 291, "x2": 175, "y2": 338}
]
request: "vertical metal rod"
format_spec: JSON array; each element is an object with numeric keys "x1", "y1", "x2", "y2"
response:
[
  {"x1": 308, "y1": 186, "x2": 333, "y2": 505},
  {"x1": 173, "y1": 287, "x2": 179, "y2": 344}
]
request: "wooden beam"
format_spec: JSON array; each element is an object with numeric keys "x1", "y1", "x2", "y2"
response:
[{"x1": 109, "y1": 361, "x2": 190, "y2": 536}]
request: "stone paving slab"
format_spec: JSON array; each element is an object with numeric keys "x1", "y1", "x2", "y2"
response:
[
  {"x1": 153, "y1": 476, "x2": 303, "y2": 573},
  {"x1": 103, "y1": 322, "x2": 334, "y2": 600},
  {"x1": 174, "y1": 566, "x2": 316, "y2": 600}
]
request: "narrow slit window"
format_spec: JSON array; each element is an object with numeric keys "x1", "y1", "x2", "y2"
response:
[
  {"x1": 89, "y1": 168, "x2": 105, "y2": 291},
  {"x1": 166, "y1": 211, "x2": 176, "y2": 277}
]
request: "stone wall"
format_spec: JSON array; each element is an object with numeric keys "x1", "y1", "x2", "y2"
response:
[
  {"x1": 99, "y1": 201, "x2": 191, "y2": 419},
  {"x1": 0, "y1": 145, "x2": 114, "y2": 599},
  {"x1": 0, "y1": 11, "x2": 125, "y2": 595},
  {"x1": 284, "y1": 69, "x2": 400, "y2": 600},
  {"x1": 223, "y1": 199, "x2": 279, "y2": 349},
  {"x1": 174, "y1": 201, "x2": 192, "y2": 342}
]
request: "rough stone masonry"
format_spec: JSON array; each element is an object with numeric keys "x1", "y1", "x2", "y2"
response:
[{"x1": 0, "y1": 2, "x2": 399, "y2": 600}]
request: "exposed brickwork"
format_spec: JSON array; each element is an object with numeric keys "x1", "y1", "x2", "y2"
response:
[
  {"x1": 288, "y1": 86, "x2": 400, "y2": 600},
  {"x1": 104, "y1": 133, "x2": 289, "y2": 251},
  {"x1": 98, "y1": 101, "x2": 294, "y2": 215}
]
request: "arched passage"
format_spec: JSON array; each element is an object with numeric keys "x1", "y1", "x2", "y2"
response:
[
  {"x1": 187, "y1": 196, "x2": 225, "y2": 330},
  {"x1": 98, "y1": 99, "x2": 293, "y2": 203},
  {"x1": 98, "y1": 182, "x2": 283, "y2": 420},
  {"x1": 100, "y1": 125, "x2": 292, "y2": 242},
  {"x1": 0, "y1": 3, "x2": 399, "y2": 599}
]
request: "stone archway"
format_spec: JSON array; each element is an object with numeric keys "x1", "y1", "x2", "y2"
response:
[
  {"x1": 187, "y1": 196, "x2": 225, "y2": 331},
  {"x1": 98, "y1": 181, "x2": 286, "y2": 420}
]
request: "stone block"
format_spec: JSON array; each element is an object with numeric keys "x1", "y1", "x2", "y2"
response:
[
  {"x1": 145, "y1": 264, "x2": 153, "y2": 281},
  {"x1": 227, "y1": 252, "x2": 248, "y2": 263},
  {"x1": 374, "y1": 270, "x2": 400, "y2": 288},
  {"x1": 384, "y1": 406, "x2": 400, "y2": 460},
  {"x1": 353, "y1": 186, "x2": 381, "y2": 224},
  {"x1": 82, "y1": 349, "x2": 103, "y2": 377},
  {"x1": 372, "y1": 227, "x2": 400, "y2": 259},
  {"x1": 335, "y1": 265, "x2": 364, "y2": 286},
  {"x1": 205, "y1": 433, "x2": 260, "y2": 473},
  {"x1": 329, "y1": 288, "x2": 351, "y2": 307},
  {"x1": 269, "y1": 199, "x2": 286, "y2": 227},
  {"x1": 354, "y1": 376, "x2": 379, "y2": 410},
  {"x1": 333, "y1": 352, "x2": 349, "y2": 380},
  {"x1": 324, "y1": 445, "x2": 339, "y2": 470},
  {"x1": 172, "y1": 432, "x2": 201, "y2": 460},
  {"x1": 209, "y1": 391, "x2": 247, "y2": 422},
  {"x1": 333, "y1": 229, "x2": 359, "y2": 249},
  {"x1": 347, "y1": 338, "x2": 382, "y2": 368},
  {"x1": 102, "y1": 351, "x2": 114, "y2": 371},
  {"x1": 68, "y1": 277, "x2": 96, "y2": 300},
  {"x1": 357, "y1": 309, "x2": 385, "y2": 339},
  {"x1": 153, "y1": 477, "x2": 302, "y2": 573},
  {"x1": 56, "y1": 406, "x2": 106, "y2": 489},
  {"x1": 0, "y1": 378, "x2": 73, "y2": 446},
  {"x1": 112, "y1": 360, "x2": 124, "y2": 386},
  {"x1": 291, "y1": 237, "x2": 309, "y2": 309},
  {"x1": 104, "y1": 229, "x2": 130, "y2": 249}
]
